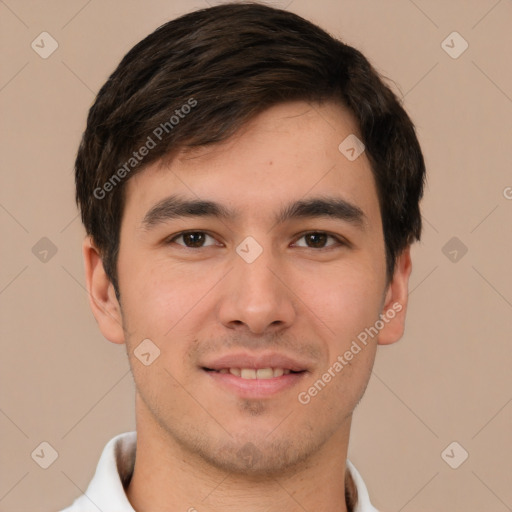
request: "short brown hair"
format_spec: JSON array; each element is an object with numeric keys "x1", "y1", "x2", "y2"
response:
[{"x1": 75, "y1": 1, "x2": 425, "y2": 300}]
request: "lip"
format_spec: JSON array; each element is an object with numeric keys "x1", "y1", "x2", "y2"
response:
[
  {"x1": 201, "y1": 351, "x2": 311, "y2": 373},
  {"x1": 201, "y1": 351, "x2": 310, "y2": 399},
  {"x1": 205, "y1": 369, "x2": 307, "y2": 399}
]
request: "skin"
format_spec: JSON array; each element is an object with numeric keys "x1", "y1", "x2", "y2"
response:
[{"x1": 83, "y1": 100, "x2": 412, "y2": 512}]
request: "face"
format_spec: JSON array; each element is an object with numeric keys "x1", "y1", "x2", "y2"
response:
[{"x1": 85, "y1": 100, "x2": 411, "y2": 476}]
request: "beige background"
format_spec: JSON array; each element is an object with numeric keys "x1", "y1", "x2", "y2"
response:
[{"x1": 1, "y1": 0, "x2": 511, "y2": 510}]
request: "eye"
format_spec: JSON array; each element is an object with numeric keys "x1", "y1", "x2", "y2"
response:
[
  {"x1": 167, "y1": 231, "x2": 219, "y2": 248},
  {"x1": 166, "y1": 231, "x2": 346, "y2": 250},
  {"x1": 293, "y1": 232, "x2": 345, "y2": 249}
]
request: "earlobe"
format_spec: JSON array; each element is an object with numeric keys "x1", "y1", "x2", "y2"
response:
[
  {"x1": 82, "y1": 236, "x2": 125, "y2": 344},
  {"x1": 377, "y1": 246, "x2": 413, "y2": 346}
]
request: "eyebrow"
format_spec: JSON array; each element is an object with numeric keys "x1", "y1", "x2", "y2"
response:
[{"x1": 139, "y1": 194, "x2": 367, "y2": 231}]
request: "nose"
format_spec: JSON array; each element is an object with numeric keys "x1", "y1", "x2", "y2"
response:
[{"x1": 217, "y1": 246, "x2": 296, "y2": 335}]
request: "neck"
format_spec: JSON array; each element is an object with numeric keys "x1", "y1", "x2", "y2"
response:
[{"x1": 126, "y1": 397, "x2": 353, "y2": 512}]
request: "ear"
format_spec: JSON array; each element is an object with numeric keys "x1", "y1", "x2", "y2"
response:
[
  {"x1": 82, "y1": 236, "x2": 125, "y2": 344},
  {"x1": 377, "y1": 246, "x2": 412, "y2": 346}
]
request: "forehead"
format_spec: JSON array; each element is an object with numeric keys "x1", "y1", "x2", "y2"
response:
[
  {"x1": 174, "y1": 100, "x2": 361, "y2": 166},
  {"x1": 123, "y1": 100, "x2": 380, "y2": 228}
]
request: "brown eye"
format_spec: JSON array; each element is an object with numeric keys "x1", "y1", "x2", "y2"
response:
[
  {"x1": 294, "y1": 232, "x2": 343, "y2": 249},
  {"x1": 169, "y1": 231, "x2": 217, "y2": 248}
]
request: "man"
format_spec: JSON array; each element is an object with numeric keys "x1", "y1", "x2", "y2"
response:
[{"x1": 63, "y1": 2, "x2": 425, "y2": 511}]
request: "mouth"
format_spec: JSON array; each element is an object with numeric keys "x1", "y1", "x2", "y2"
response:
[
  {"x1": 201, "y1": 352, "x2": 309, "y2": 398},
  {"x1": 203, "y1": 367, "x2": 304, "y2": 379}
]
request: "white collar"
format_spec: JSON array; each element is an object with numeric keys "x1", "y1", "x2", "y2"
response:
[{"x1": 60, "y1": 431, "x2": 379, "y2": 512}]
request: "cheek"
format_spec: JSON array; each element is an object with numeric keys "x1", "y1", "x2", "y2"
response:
[
  {"x1": 338, "y1": 275, "x2": 383, "y2": 329},
  {"x1": 120, "y1": 257, "x2": 191, "y2": 327},
  {"x1": 119, "y1": 258, "x2": 223, "y2": 361},
  {"x1": 292, "y1": 261, "x2": 385, "y2": 342}
]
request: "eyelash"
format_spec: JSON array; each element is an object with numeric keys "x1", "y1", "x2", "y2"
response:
[{"x1": 165, "y1": 230, "x2": 348, "y2": 250}]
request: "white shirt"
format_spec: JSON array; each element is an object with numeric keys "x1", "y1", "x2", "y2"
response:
[{"x1": 60, "y1": 431, "x2": 380, "y2": 512}]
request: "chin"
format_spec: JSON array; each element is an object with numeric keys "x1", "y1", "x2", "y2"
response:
[{"x1": 183, "y1": 424, "x2": 326, "y2": 478}]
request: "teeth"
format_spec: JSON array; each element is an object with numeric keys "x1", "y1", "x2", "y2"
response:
[
  {"x1": 241, "y1": 368, "x2": 257, "y2": 379},
  {"x1": 256, "y1": 368, "x2": 273, "y2": 379},
  {"x1": 273, "y1": 368, "x2": 284, "y2": 377},
  {"x1": 221, "y1": 368, "x2": 292, "y2": 379}
]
